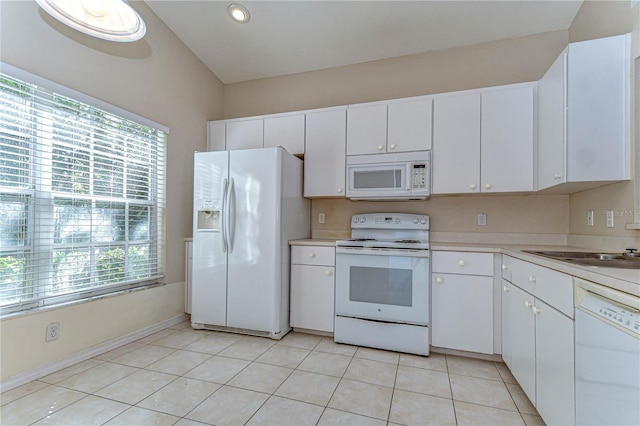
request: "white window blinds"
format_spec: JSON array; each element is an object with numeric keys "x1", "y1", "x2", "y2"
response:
[{"x1": 0, "y1": 70, "x2": 166, "y2": 315}]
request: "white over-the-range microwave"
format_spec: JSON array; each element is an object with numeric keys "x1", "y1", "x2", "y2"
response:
[{"x1": 346, "y1": 151, "x2": 431, "y2": 201}]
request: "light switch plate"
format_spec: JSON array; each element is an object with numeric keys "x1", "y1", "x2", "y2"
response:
[
  {"x1": 477, "y1": 213, "x2": 487, "y2": 226},
  {"x1": 606, "y1": 210, "x2": 614, "y2": 228},
  {"x1": 587, "y1": 211, "x2": 594, "y2": 227}
]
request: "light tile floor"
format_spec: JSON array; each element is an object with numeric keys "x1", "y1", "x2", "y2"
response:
[{"x1": 1, "y1": 321, "x2": 545, "y2": 425}]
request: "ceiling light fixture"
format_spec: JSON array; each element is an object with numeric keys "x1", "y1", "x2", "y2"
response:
[
  {"x1": 35, "y1": 0, "x2": 146, "y2": 42},
  {"x1": 227, "y1": 3, "x2": 250, "y2": 23}
]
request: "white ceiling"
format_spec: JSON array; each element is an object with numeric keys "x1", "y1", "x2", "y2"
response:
[{"x1": 145, "y1": 1, "x2": 583, "y2": 84}]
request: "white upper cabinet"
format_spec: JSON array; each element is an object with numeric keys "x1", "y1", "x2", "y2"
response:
[
  {"x1": 433, "y1": 92, "x2": 481, "y2": 194},
  {"x1": 537, "y1": 49, "x2": 566, "y2": 190},
  {"x1": 388, "y1": 98, "x2": 433, "y2": 152},
  {"x1": 226, "y1": 119, "x2": 263, "y2": 151},
  {"x1": 346, "y1": 98, "x2": 433, "y2": 155},
  {"x1": 481, "y1": 85, "x2": 535, "y2": 193},
  {"x1": 263, "y1": 114, "x2": 305, "y2": 155},
  {"x1": 304, "y1": 108, "x2": 347, "y2": 198},
  {"x1": 207, "y1": 121, "x2": 226, "y2": 151},
  {"x1": 433, "y1": 83, "x2": 536, "y2": 195},
  {"x1": 538, "y1": 34, "x2": 630, "y2": 191},
  {"x1": 346, "y1": 104, "x2": 388, "y2": 155}
]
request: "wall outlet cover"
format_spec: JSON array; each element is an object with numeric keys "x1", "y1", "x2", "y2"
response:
[
  {"x1": 587, "y1": 210, "x2": 594, "y2": 227},
  {"x1": 318, "y1": 213, "x2": 325, "y2": 224},
  {"x1": 46, "y1": 322, "x2": 60, "y2": 342},
  {"x1": 477, "y1": 213, "x2": 487, "y2": 226}
]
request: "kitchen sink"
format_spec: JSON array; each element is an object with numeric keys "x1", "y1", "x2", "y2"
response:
[{"x1": 523, "y1": 250, "x2": 640, "y2": 269}]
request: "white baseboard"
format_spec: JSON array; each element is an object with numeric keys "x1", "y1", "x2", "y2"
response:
[{"x1": 0, "y1": 313, "x2": 188, "y2": 392}]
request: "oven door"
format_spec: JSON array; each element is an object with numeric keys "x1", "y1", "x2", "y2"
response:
[{"x1": 335, "y1": 248, "x2": 429, "y2": 325}]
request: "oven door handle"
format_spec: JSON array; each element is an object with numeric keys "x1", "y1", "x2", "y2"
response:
[{"x1": 335, "y1": 247, "x2": 430, "y2": 258}]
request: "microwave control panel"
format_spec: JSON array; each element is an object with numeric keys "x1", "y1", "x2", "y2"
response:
[{"x1": 411, "y1": 164, "x2": 427, "y2": 189}]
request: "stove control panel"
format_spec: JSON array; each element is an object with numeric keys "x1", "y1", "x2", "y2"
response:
[{"x1": 351, "y1": 213, "x2": 429, "y2": 229}]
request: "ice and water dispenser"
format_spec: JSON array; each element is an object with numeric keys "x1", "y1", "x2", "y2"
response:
[{"x1": 196, "y1": 201, "x2": 221, "y2": 231}]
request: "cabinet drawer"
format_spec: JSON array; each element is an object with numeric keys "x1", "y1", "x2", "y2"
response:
[
  {"x1": 291, "y1": 245, "x2": 335, "y2": 266},
  {"x1": 508, "y1": 257, "x2": 573, "y2": 318},
  {"x1": 432, "y1": 251, "x2": 494, "y2": 276}
]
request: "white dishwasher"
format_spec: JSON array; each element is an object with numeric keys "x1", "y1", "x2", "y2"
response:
[{"x1": 575, "y1": 278, "x2": 640, "y2": 426}]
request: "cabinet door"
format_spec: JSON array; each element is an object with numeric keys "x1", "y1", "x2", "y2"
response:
[
  {"x1": 207, "y1": 121, "x2": 226, "y2": 152},
  {"x1": 501, "y1": 280, "x2": 512, "y2": 368},
  {"x1": 537, "y1": 50, "x2": 567, "y2": 190},
  {"x1": 431, "y1": 273, "x2": 493, "y2": 354},
  {"x1": 507, "y1": 284, "x2": 536, "y2": 405},
  {"x1": 290, "y1": 265, "x2": 335, "y2": 332},
  {"x1": 535, "y1": 299, "x2": 575, "y2": 426},
  {"x1": 304, "y1": 109, "x2": 347, "y2": 197},
  {"x1": 481, "y1": 85, "x2": 535, "y2": 192},
  {"x1": 567, "y1": 34, "x2": 628, "y2": 182},
  {"x1": 185, "y1": 241, "x2": 193, "y2": 314},
  {"x1": 432, "y1": 93, "x2": 481, "y2": 194},
  {"x1": 264, "y1": 114, "x2": 305, "y2": 155},
  {"x1": 388, "y1": 98, "x2": 433, "y2": 152},
  {"x1": 226, "y1": 119, "x2": 263, "y2": 150},
  {"x1": 346, "y1": 104, "x2": 387, "y2": 155}
]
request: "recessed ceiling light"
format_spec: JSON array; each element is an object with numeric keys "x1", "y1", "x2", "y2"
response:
[{"x1": 228, "y1": 3, "x2": 250, "y2": 23}]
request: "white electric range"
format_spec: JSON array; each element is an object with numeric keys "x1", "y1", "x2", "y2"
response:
[{"x1": 334, "y1": 213, "x2": 431, "y2": 356}]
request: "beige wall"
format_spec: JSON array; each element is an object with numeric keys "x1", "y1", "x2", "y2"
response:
[
  {"x1": 0, "y1": 1, "x2": 223, "y2": 381},
  {"x1": 224, "y1": 30, "x2": 567, "y2": 118},
  {"x1": 225, "y1": 30, "x2": 572, "y2": 240},
  {"x1": 312, "y1": 195, "x2": 569, "y2": 241},
  {"x1": 567, "y1": 0, "x2": 640, "y2": 243},
  {"x1": 224, "y1": 1, "x2": 640, "y2": 247}
]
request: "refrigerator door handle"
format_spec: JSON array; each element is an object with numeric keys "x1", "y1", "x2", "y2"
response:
[
  {"x1": 228, "y1": 178, "x2": 236, "y2": 253},
  {"x1": 221, "y1": 178, "x2": 228, "y2": 253}
]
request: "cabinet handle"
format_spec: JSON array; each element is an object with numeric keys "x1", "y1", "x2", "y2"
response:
[
  {"x1": 529, "y1": 275, "x2": 536, "y2": 283},
  {"x1": 337, "y1": 188, "x2": 343, "y2": 193},
  {"x1": 503, "y1": 286, "x2": 509, "y2": 293},
  {"x1": 485, "y1": 183, "x2": 492, "y2": 189},
  {"x1": 532, "y1": 306, "x2": 540, "y2": 314},
  {"x1": 309, "y1": 253, "x2": 316, "y2": 258},
  {"x1": 325, "y1": 270, "x2": 332, "y2": 276},
  {"x1": 458, "y1": 260, "x2": 465, "y2": 266},
  {"x1": 377, "y1": 145, "x2": 384, "y2": 150},
  {"x1": 435, "y1": 277, "x2": 443, "y2": 283},
  {"x1": 470, "y1": 184, "x2": 477, "y2": 190},
  {"x1": 501, "y1": 264, "x2": 508, "y2": 271},
  {"x1": 389, "y1": 144, "x2": 397, "y2": 149},
  {"x1": 524, "y1": 301, "x2": 533, "y2": 308}
]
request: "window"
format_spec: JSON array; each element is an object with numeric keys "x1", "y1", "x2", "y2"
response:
[{"x1": 0, "y1": 68, "x2": 167, "y2": 315}]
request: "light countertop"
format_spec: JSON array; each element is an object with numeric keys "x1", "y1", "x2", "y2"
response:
[
  {"x1": 289, "y1": 239, "x2": 337, "y2": 247},
  {"x1": 290, "y1": 239, "x2": 640, "y2": 296}
]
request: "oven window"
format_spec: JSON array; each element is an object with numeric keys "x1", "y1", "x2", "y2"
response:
[
  {"x1": 353, "y1": 169, "x2": 402, "y2": 189},
  {"x1": 349, "y1": 266, "x2": 412, "y2": 306}
]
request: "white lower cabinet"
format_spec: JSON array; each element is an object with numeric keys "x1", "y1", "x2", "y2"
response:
[
  {"x1": 290, "y1": 245, "x2": 335, "y2": 333},
  {"x1": 431, "y1": 251, "x2": 495, "y2": 354},
  {"x1": 185, "y1": 240, "x2": 193, "y2": 314},
  {"x1": 502, "y1": 255, "x2": 575, "y2": 426},
  {"x1": 432, "y1": 273, "x2": 493, "y2": 353}
]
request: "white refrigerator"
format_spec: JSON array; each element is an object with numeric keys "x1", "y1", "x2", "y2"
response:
[{"x1": 191, "y1": 147, "x2": 310, "y2": 339}]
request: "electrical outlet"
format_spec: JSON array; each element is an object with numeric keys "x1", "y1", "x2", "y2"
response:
[
  {"x1": 318, "y1": 213, "x2": 325, "y2": 224},
  {"x1": 477, "y1": 213, "x2": 487, "y2": 226},
  {"x1": 46, "y1": 322, "x2": 60, "y2": 342},
  {"x1": 587, "y1": 210, "x2": 594, "y2": 227},
  {"x1": 606, "y1": 210, "x2": 614, "y2": 228}
]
